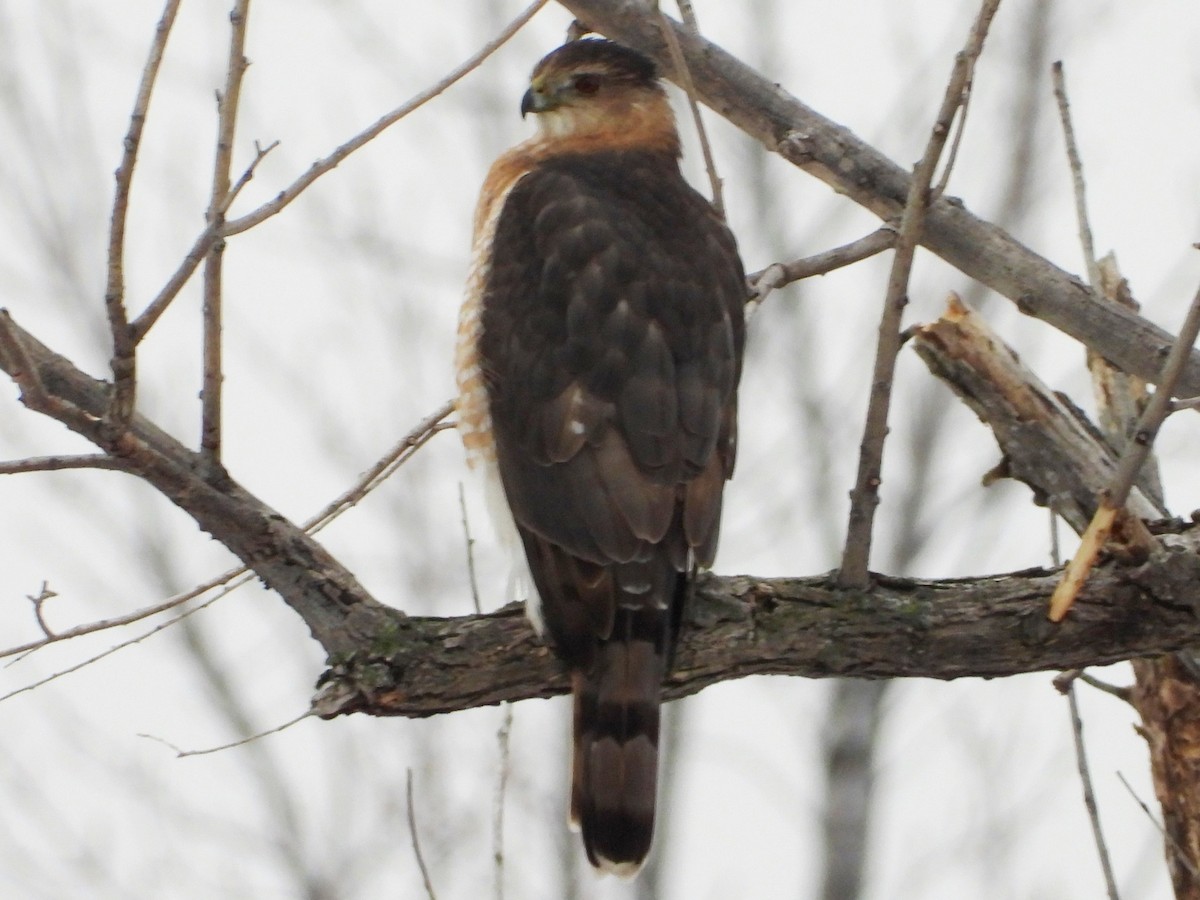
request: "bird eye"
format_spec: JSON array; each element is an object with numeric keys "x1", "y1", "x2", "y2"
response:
[{"x1": 573, "y1": 73, "x2": 601, "y2": 95}]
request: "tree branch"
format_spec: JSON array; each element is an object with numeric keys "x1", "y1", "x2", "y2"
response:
[
  {"x1": 838, "y1": 0, "x2": 1002, "y2": 587},
  {"x1": 104, "y1": 0, "x2": 182, "y2": 426},
  {"x1": 313, "y1": 529, "x2": 1200, "y2": 720},
  {"x1": 553, "y1": 0, "x2": 1200, "y2": 399},
  {"x1": 0, "y1": 310, "x2": 389, "y2": 657}
]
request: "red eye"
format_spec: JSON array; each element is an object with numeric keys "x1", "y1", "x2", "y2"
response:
[{"x1": 574, "y1": 73, "x2": 601, "y2": 95}]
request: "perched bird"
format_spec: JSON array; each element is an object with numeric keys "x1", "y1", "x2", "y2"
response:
[{"x1": 455, "y1": 38, "x2": 745, "y2": 874}]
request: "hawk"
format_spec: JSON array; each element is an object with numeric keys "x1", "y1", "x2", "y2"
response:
[{"x1": 456, "y1": 38, "x2": 745, "y2": 874}]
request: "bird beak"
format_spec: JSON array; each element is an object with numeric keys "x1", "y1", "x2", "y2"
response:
[{"x1": 521, "y1": 84, "x2": 554, "y2": 118}]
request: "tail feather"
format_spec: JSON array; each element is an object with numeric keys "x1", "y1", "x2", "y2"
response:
[{"x1": 571, "y1": 606, "x2": 670, "y2": 876}]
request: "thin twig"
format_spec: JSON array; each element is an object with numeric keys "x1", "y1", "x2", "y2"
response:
[
  {"x1": 138, "y1": 708, "x2": 314, "y2": 757},
  {"x1": 1052, "y1": 61, "x2": 1102, "y2": 291},
  {"x1": 221, "y1": 0, "x2": 550, "y2": 237},
  {"x1": 657, "y1": 6, "x2": 723, "y2": 216},
  {"x1": 1049, "y1": 281, "x2": 1200, "y2": 620},
  {"x1": 838, "y1": 0, "x2": 1003, "y2": 588},
  {"x1": 931, "y1": 56, "x2": 976, "y2": 199},
  {"x1": 130, "y1": 139, "x2": 278, "y2": 344},
  {"x1": 0, "y1": 454, "x2": 131, "y2": 475},
  {"x1": 104, "y1": 0, "x2": 182, "y2": 426},
  {"x1": 407, "y1": 769, "x2": 439, "y2": 900},
  {"x1": 747, "y1": 226, "x2": 897, "y2": 306},
  {"x1": 201, "y1": 0, "x2": 252, "y2": 464},
  {"x1": 1067, "y1": 684, "x2": 1121, "y2": 899},
  {"x1": 493, "y1": 703, "x2": 514, "y2": 900},
  {"x1": 26, "y1": 582, "x2": 57, "y2": 637},
  {"x1": 0, "y1": 589, "x2": 226, "y2": 702},
  {"x1": 1054, "y1": 669, "x2": 1132, "y2": 704},
  {"x1": 458, "y1": 482, "x2": 482, "y2": 615},
  {"x1": 1079, "y1": 672, "x2": 1133, "y2": 703},
  {"x1": 0, "y1": 401, "x2": 454, "y2": 663},
  {"x1": 1117, "y1": 771, "x2": 1200, "y2": 882},
  {"x1": 1171, "y1": 396, "x2": 1200, "y2": 413},
  {"x1": 303, "y1": 401, "x2": 455, "y2": 535}
]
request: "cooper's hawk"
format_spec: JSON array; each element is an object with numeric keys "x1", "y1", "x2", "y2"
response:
[{"x1": 456, "y1": 38, "x2": 745, "y2": 874}]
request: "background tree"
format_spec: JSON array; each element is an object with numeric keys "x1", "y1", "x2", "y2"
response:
[{"x1": 2, "y1": 2, "x2": 1199, "y2": 898}]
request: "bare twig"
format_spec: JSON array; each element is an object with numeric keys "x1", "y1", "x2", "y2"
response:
[
  {"x1": 138, "y1": 708, "x2": 314, "y2": 758},
  {"x1": 493, "y1": 703, "x2": 514, "y2": 900},
  {"x1": 303, "y1": 401, "x2": 455, "y2": 535},
  {"x1": 0, "y1": 454, "x2": 131, "y2": 475},
  {"x1": 130, "y1": 140, "x2": 278, "y2": 343},
  {"x1": 838, "y1": 0, "x2": 1003, "y2": 588},
  {"x1": 201, "y1": 0, "x2": 252, "y2": 464},
  {"x1": 1049, "y1": 280, "x2": 1200, "y2": 620},
  {"x1": 1171, "y1": 396, "x2": 1200, "y2": 413},
  {"x1": 558, "y1": 1, "x2": 1200, "y2": 399},
  {"x1": 0, "y1": 401, "x2": 454, "y2": 662},
  {"x1": 105, "y1": 0, "x2": 182, "y2": 426},
  {"x1": 0, "y1": 589, "x2": 226, "y2": 702},
  {"x1": 930, "y1": 58, "x2": 975, "y2": 199},
  {"x1": 458, "y1": 482, "x2": 482, "y2": 615},
  {"x1": 657, "y1": 6, "x2": 723, "y2": 216},
  {"x1": 1054, "y1": 669, "x2": 1132, "y2": 704},
  {"x1": 1117, "y1": 771, "x2": 1200, "y2": 882},
  {"x1": 1051, "y1": 61, "x2": 1102, "y2": 290},
  {"x1": 26, "y1": 582, "x2": 57, "y2": 637},
  {"x1": 407, "y1": 769, "x2": 439, "y2": 900},
  {"x1": 1080, "y1": 672, "x2": 1133, "y2": 703},
  {"x1": 1067, "y1": 684, "x2": 1120, "y2": 899},
  {"x1": 221, "y1": 0, "x2": 550, "y2": 237},
  {"x1": 747, "y1": 226, "x2": 897, "y2": 306}
]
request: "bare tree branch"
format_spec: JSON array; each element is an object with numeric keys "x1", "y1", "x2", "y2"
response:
[
  {"x1": 553, "y1": 0, "x2": 1200, "y2": 399},
  {"x1": 105, "y1": 0, "x2": 182, "y2": 426},
  {"x1": 0, "y1": 310, "x2": 389, "y2": 657},
  {"x1": 839, "y1": 0, "x2": 1002, "y2": 588},
  {"x1": 221, "y1": 0, "x2": 552, "y2": 237},
  {"x1": 200, "y1": 0, "x2": 252, "y2": 465},
  {"x1": 747, "y1": 226, "x2": 896, "y2": 306},
  {"x1": 1052, "y1": 60, "x2": 1102, "y2": 290},
  {"x1": 0, "y1": 454, "x2": 131, "y2": 475},
  {"x1": 130, "y1": 140, "x2": 277, "y2": 344},
  {"x1": 1067, "y1": 682, "x2": 1121, "y2": 900},
  {"x1": 1051, "y1": 280, "x2": 1200, "y2": 620},
  {"x1": 311, "y1": 530, "x2": 1200, "y2": 720}
]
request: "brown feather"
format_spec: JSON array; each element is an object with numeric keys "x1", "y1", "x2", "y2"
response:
[{"x1": 466, "y1": 38, "x2": 746, "y2": 873}]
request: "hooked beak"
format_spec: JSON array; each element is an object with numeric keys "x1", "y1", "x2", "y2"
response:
[{"x1": 521, "y1": 86, "x2": 552, "y2": 118}]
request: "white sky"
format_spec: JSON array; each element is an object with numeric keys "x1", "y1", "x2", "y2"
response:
[{"x1": 1, "y1": 2, "x2": 1199, "y2": 898}]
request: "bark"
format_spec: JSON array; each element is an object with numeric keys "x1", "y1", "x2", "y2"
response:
[
  {"x1": 311, "y1": 541, "x2": 1200, "y2": 718},
  {"x1": 1132, "y1": 657, "x2": 1200, "y2": 899}
]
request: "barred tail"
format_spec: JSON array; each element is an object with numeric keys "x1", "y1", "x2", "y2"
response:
[{"x1": 570, "y1": 604, "x2": 671, "y2": 876}]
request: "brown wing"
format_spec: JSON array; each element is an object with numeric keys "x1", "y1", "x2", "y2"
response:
[
  {"x1": 479, "y1": 147, "x2": 744, "y2": 581},
  {"x1": 478, "y1": 147, "x2": 744, "y2": 870}
]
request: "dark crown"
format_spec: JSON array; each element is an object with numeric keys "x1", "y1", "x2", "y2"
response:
[{"x1": 532, "y1": 38, "x2": 658, "y2": 86}]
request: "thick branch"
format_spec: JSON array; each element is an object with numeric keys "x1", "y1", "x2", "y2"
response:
[
  {"x1": 0, "y1": 310, "x2": 389, "y2": 656},
  {"x1": 315, "y1": 530, "x2": 1200, "y2": 719},
  {"x1": 911, "y1": 296, "x2": 1164, "y2": 533},
  {"x1": 555, "y1": 1, "x2": 1200, "y2": 399}
]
